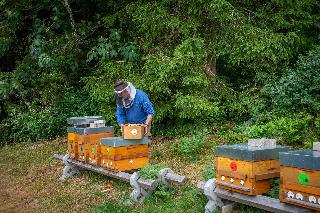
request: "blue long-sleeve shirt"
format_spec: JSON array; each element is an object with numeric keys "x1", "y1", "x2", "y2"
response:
[{"x1": 116, "y1": 89, "x2": 155, "y2": 125}]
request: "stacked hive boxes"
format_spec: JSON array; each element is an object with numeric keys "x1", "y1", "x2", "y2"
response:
[
  {"x1": 215, "y1": 139, "x2": 290, "y2": 195},
  {"x1": 100, "y1": 124, "x2": 149, "y2": 172},
  {"x1": 100, "y1": 137, "x2": 149, "y2": 171},
  {"x1": 279, "y1": 142, "x2": 320, "y2": 211},
  {"x1": 67, "y1": 116, "x2": 114, "y2": 165}
]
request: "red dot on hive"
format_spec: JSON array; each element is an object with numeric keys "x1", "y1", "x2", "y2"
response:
[{"x1": 230, "y1": 162, "x2": 237, "y2": 171}]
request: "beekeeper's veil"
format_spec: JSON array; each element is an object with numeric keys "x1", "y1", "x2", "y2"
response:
[{"x1": 114, "y1": 80, "x2": 136, "y2": 108}]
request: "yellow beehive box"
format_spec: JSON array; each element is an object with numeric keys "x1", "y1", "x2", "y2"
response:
[
  {"x1": 215, "y1": 157, "x2": 279, "y2": 195},
  {"x1": 215, "y1": 141, "x2": 290, "y2": 195},
  {"x1": 101, "y1": 144, "x2": 148, "y2": 161},
  {"x1": 67, "y1": 126, "x2": 114, "y2": 163},
  {"x1": 279, "y1": 148, "x2": 320, "y2": 211},
  {"x1": 100, "y1": 137, "x2": 149, "y2": 172}
]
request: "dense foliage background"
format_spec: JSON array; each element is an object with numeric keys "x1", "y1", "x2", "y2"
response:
[{"x1": 1, "y1": 0, "x2": 319, "y2": 145}]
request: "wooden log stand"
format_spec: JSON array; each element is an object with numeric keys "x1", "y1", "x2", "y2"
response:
[
  {"x1": 54, "y1": 153, "x2": 187, "y2": 202},
  {"x1": 197, "y1": 179, "x2": 315, "y2": 213}
]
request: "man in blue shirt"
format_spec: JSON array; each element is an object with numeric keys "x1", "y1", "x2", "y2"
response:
[{"x1": 114, "y1": 80, "x2": 154, "y2": 136}]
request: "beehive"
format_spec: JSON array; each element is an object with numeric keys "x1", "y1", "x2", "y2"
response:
[
  {"x1": 100, "y1": 137, "x2": 149, "y2": 172},
  {"x1": 66, "y1": 116, "x2": 114, "y2": 164},
  {"x1": 279, "y1": 142, "x2": 320, "y2": 211},
  {"x1": 215, "y1": 139, "x2": 290, "y2": 195},
  {"x1": 122, "y1": 124, "x2": 145, "y2": 139}
]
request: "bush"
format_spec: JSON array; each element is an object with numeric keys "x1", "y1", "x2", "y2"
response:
[
  {"x1": 175, "y1": 131, "x2": 208, "y2": 158},
  {"x1": 244, "y1": 112, "x2": 313, "y2": 145},
  {"x1": 217, "y1": 128, "x2": 247, "y2": 145},
  {"x1": 84, "y1": 38, "x2": 225, "y2": 137},
  {"x1": 1, "y1": 0, "x2": 319, "y2": 144},
  {"x1": 263, "y1": 46, "x2": 320, "y2": 114},
  {"x1": 139, "y1": 163, "x2": 167, "y2": 180},
  {"x1": 8, "y1": 107, "x2": 65, "y2": 143},
  {"x1": 2, "y1": 88, "x2": 97, "y2": 144},
  {"x1": 265, "y1": 179, "x2": 280, "y2": 199},
  {"x1": 0, "y1": 119, "x2": 11, "y2": 145}
]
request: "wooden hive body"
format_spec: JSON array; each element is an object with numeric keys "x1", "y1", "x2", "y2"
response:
[
  {"x1": 216, "y1": 157, "x2": 279, "y2": 195},
  {"x1": 279, "y1": 149, "x2": 320, "y2": 211},
  {"x1": 67, "y1": 126, "x2": 114, "y2": 164},
  {"x1": 100, "y1": 137, "x2": 149, "y2": 172},
  {"x1": 215, "y1": 142, "x2": 290, "y2": 195}
]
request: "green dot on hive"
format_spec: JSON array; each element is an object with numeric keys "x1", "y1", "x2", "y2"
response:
[{"x1": 298, "y1": 172, "x2": 309, "y2": 185}]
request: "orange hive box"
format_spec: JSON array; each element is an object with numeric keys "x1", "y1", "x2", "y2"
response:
[
  {"x1": 67, "y1": 126, "x2": 114, "y2": 163},
  {"x1": 122, "y1": 124, "x2": 145, "y2": 139},
  {"x1": 215, "y1": 139, "x2": 290, "y2": 195},
  {"x1": 279, "y1": 143, "x2": 320, "y2": 211},
  {"x1": 100, "y1": 137, "x2": 149, "y2": 172}
]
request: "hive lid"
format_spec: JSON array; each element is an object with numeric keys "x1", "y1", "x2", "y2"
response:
[
  {"x1": 100, "y1": 137, "x2": 150, "y2": 147},
  {"x1": 67, "y1": 126, "x2": 114, "y2": 134},
  {"x1": 215, "y1": 144, "x2": 291, "y2": 162},
  {"x1": 67, "y1": 116, "x2": 104, "y2": 126},
  {"x1": 280, "y1": 150, "x2": 320, "y2": 170}
]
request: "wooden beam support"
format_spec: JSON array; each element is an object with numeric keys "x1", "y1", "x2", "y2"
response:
[
  {"x1": 53, "y1": 153, "x2": 157, "y2": 189},
  {"x1": 198, "y1": 179, "x2": 314, "y2": 213},
  {"x1": 54, "y1": 153, "x2": 187, "y2": 188}
]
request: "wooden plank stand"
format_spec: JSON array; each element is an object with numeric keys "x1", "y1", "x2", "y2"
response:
[
  {"x1": 197, "y1": 178, "x2": 314, "y2": 213},
  {"x1": 54, "y1": 154, "x2": 187, "y2": 202}
]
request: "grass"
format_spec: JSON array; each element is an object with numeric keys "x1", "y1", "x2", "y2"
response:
[
  {"x1": 0, "y1": 138, "x2": 119, "y2": 212},
  {"x1": 0, "y1": 136, "x2": 278, "y2": 213},
  {"x1": 95, "y1": 186, "x2": 208, "y2": 213}
]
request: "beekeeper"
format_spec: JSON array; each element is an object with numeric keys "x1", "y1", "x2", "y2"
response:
[{"x1": 114, "y1": 80, "x2": 154, "y2": 136}]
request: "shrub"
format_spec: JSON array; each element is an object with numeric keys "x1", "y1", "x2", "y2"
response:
[
  {"x1": 202, "y1": 163, "x2": 216, "y2": 181},
  {"x1": 138, "y1": 163, "x2": 167, "y2": 180},
  {"x1": 244, "y1": 112, "x2": 313, "y2": 145},
  {"x1": 176, "y1": 131, "x2": 208, "y2": 158},
  {"x1": 263, "y1": 46, "x2": 320, "y2": 114},
  {"x1": 9, "y1": 107, "x2": 65, "y2": 143},
  {"x1": 215, "y1": 124, "x2": 247, "y2": 144},
  {"x1": 2, "y1": 88, "x2": 97, "y2": 144}
]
